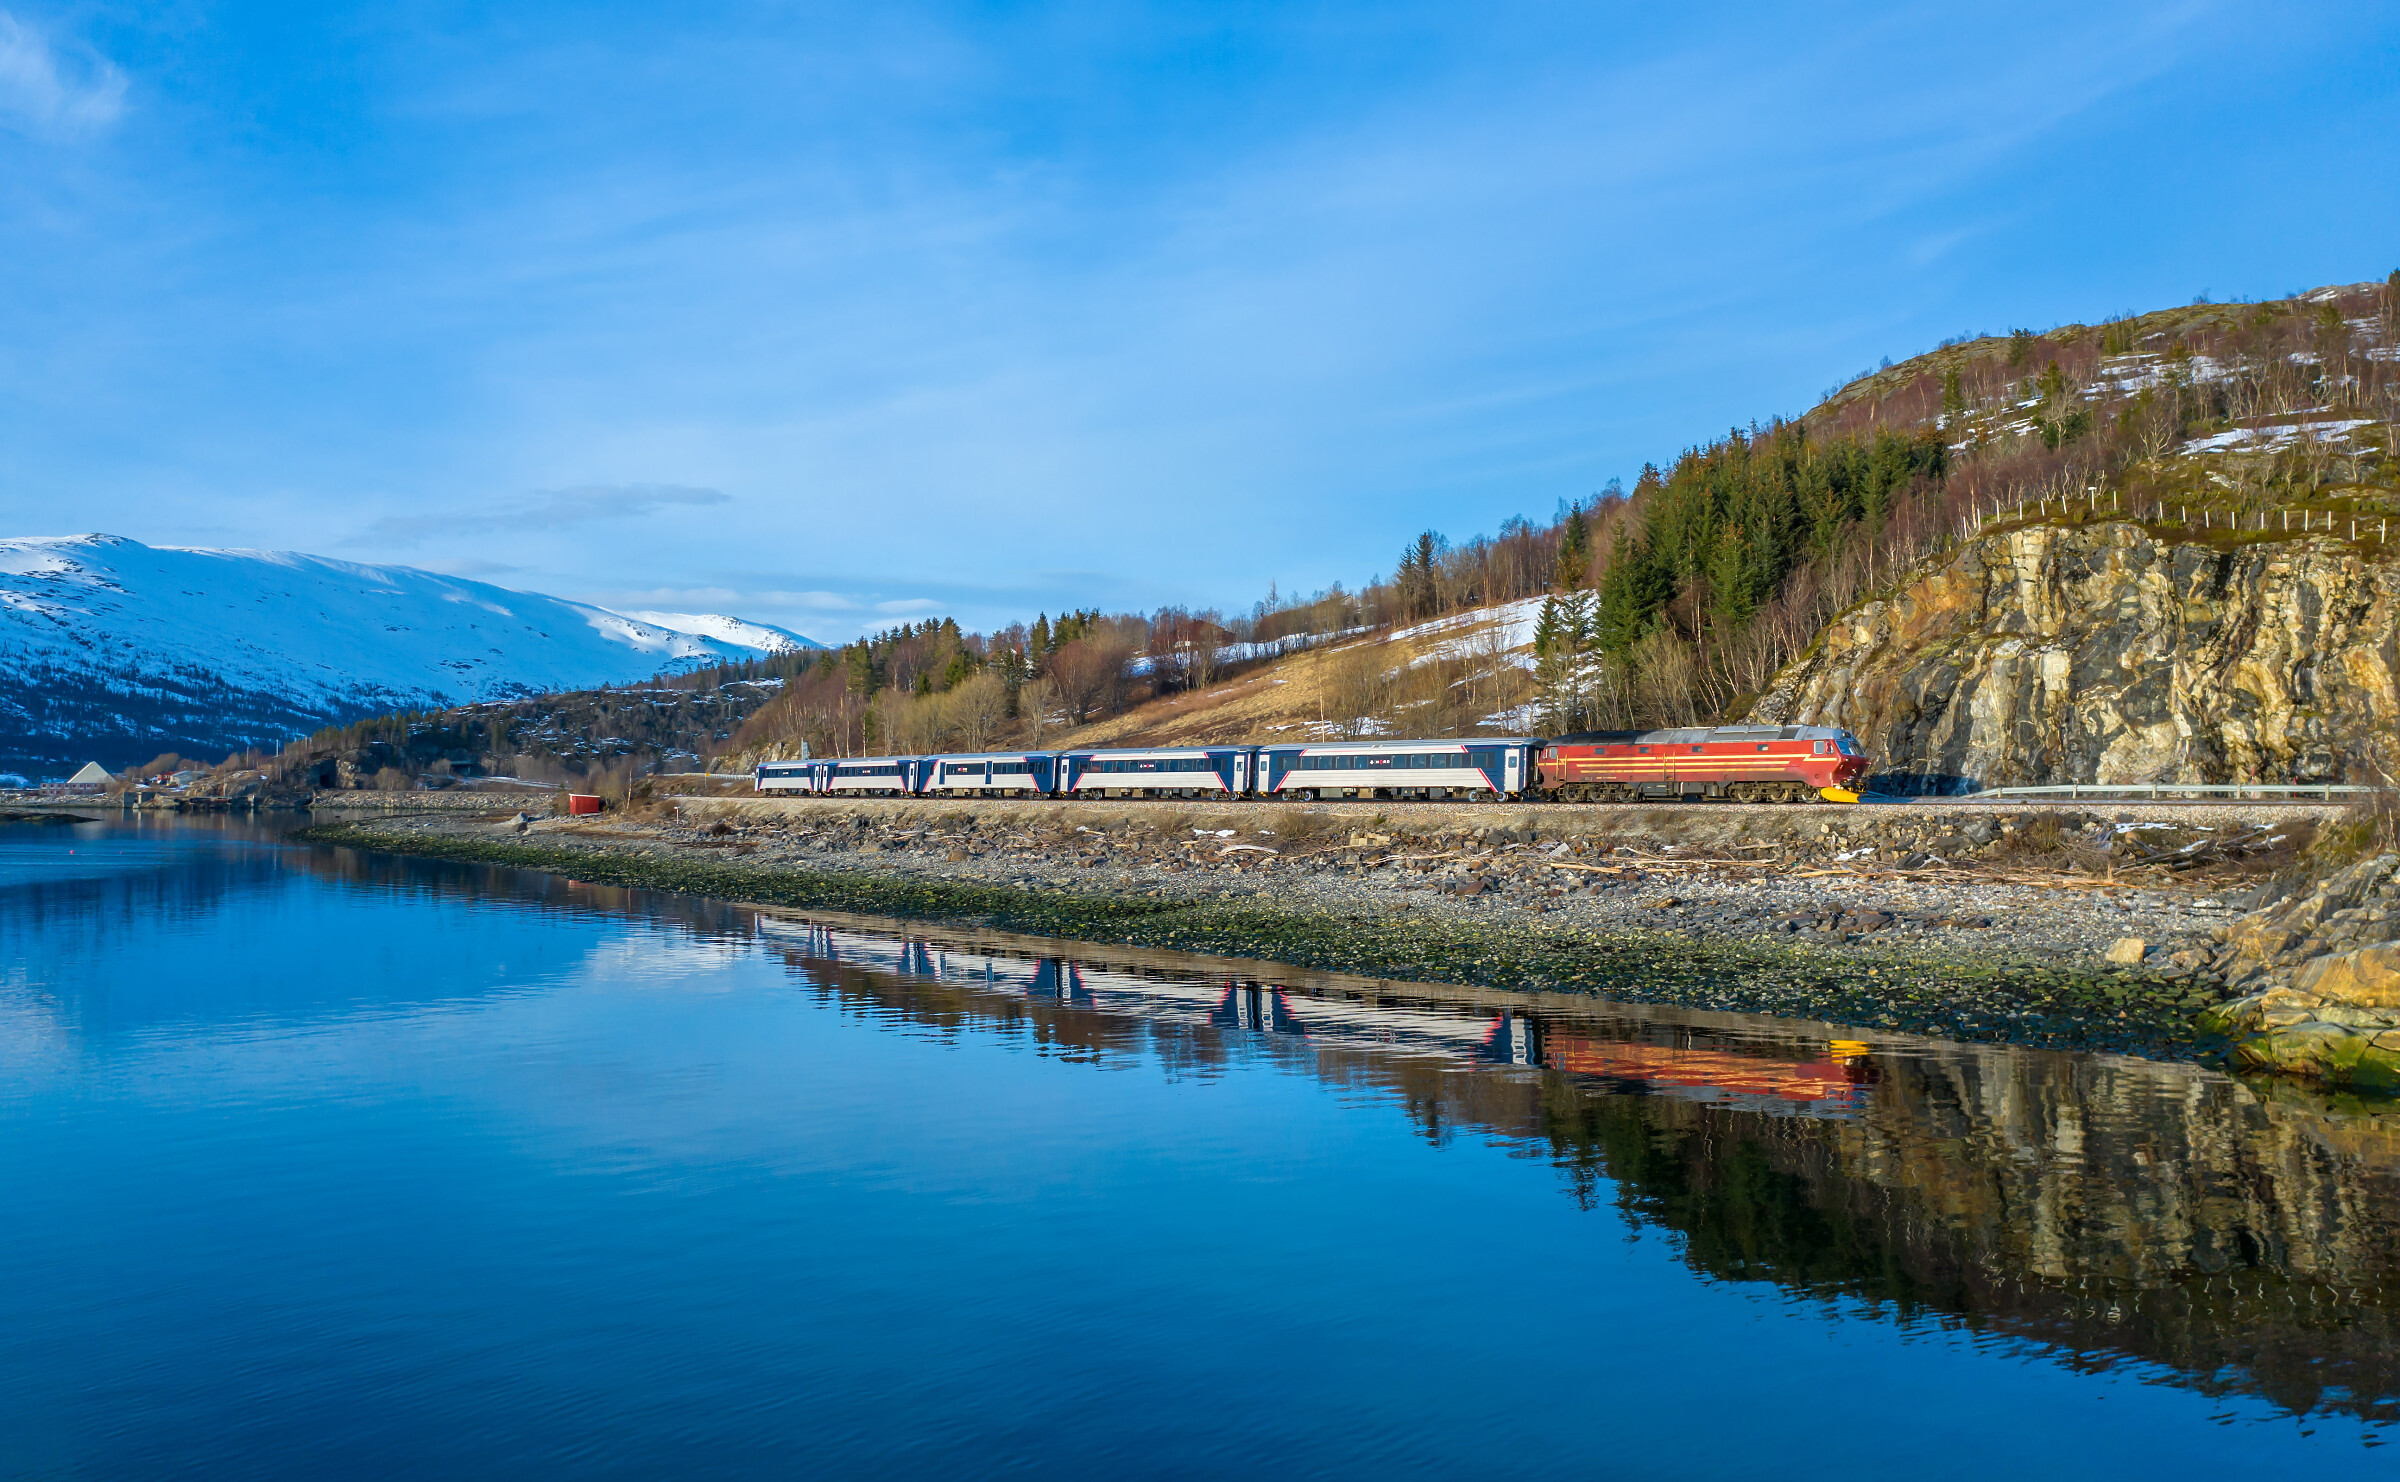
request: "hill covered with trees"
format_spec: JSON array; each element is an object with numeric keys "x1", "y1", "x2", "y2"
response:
[{"x1": 178, "y1": 271, "x2": 2400, "y2": 795}]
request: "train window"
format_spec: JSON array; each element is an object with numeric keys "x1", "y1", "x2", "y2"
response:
[
  {"x1": 1637, "y1": 746, "x2": 1649, "y2": 754},
  {"x1": 1757, "y1": 744, "x2": 1770, "y2": 752},
  {"x1": 1814, "y1": 741, "x2": 1828, "y2": 754},
  {"x1": 1691, "y1": 745, "x2": 1704, "y2": 754}
]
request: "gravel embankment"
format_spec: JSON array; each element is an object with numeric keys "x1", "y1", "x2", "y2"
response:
[{"x1": 294, "y1": 796, "x2": 2298, "y2": 1061}]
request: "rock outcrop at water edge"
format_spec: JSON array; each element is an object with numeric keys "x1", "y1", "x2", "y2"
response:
[{"x1": 2205, "y1": 851, "x2": 2400, "y2": 1089}]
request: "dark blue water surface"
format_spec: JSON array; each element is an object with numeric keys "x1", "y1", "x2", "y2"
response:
[{"x1": 5, "y1": 817, "x2": 2399, "y2": 1477}]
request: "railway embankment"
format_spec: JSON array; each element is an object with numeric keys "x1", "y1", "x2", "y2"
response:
[{"x1": 295, "y1": 794, "x2": 2370, "y2": 1070}]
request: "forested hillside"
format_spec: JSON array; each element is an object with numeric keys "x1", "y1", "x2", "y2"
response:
[{"x1": 1752, "y1": 277, "x2": 2400, "y2": 787}]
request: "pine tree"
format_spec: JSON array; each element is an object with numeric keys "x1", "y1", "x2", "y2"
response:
[
  {"x1": 1555, "y1": 503, "x2": 1591, "y2": 589},
  {"x1": 1594, "y1": 529, "x2": 1668, "y2": 655},
  {"x1": 1396, "y1": 531, "x2": 1442, "y2": 619},
  {"x1": 1530, "y1": 591, "x2": 1596, "y2": 734}
]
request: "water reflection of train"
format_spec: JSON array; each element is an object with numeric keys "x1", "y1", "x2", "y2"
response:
[
  {"x1": 757, "y1": 918, "x2": 1873, "y2": 1117},
  {"x1": 743, "y1": 913, "x2": 2400, "y2": 1430}
]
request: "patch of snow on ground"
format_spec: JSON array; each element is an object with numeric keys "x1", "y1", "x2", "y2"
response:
[
  {"x1": 2093, "y1": 352, "x2": 2236, "y2": 394},
  {"x1": 2179, "y1": 419, "x2": 2375, "y2": 455},
  {"x1": 1390, "y1": 596, "x2": 1550, "y2": 668}
]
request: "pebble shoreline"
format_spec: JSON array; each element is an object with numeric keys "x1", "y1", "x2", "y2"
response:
[{"x1": 296, "y1": 795, "x2": 2278, "y2": 1062}]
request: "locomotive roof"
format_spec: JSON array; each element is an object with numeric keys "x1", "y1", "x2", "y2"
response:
[{"x1": 1543, "y1": 725, "x2": 1852, "y2": 746}]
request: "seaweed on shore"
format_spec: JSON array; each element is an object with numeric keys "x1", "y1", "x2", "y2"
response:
[{"x1": 296, "y1": 822, "x2": 2224, "y2": 1060}]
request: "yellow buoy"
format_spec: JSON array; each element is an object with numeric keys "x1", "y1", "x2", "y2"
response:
[{"x1": 1818, "y1": 786, "x2": 1861, "y2": 804}]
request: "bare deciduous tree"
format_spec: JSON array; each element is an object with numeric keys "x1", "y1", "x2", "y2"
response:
[
  {"x1": 945, "y1": 672, "x2": 1010, "y2": 751},
  {"x1": 1316, "y1": 642, "x2": 1389, "y2": 738},
  {"x1": 1048, "y1": 635, "x2": 1134, "y2": 725}
]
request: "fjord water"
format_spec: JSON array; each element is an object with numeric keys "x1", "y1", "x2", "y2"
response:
[{"x1": 4, "y1": 821, "x2": 2396, "y2": 1477}]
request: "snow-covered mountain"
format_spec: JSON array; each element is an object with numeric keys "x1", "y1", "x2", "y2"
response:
[
  {"x1": 0, "y1": 534, "x2": 822, "y2": 775},
  {"x1": 612, "y1": 610, "x2": 818, "y2": 655}
]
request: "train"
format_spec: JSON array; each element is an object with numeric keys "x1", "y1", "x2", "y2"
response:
[{"x1": 754, "y1": 723, "x2": 1870, "y2": 803}]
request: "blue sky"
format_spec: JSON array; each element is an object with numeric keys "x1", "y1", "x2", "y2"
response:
[{"x1": 1, "y1": 2, "x2": 2394, "y2": 643}]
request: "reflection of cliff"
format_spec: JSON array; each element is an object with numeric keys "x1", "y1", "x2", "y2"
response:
[
  {"x1": 1529, "y1": 1052, "x2": 2400, "y2": 1424},
  {"x1": 758, "y1": 925, "x2": 2400, "y2": 1425}
]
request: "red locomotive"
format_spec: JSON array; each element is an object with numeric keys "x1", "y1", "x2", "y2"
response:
[{"x1": 1537, "y1": 724, "x2": 1868, "y2": 803}]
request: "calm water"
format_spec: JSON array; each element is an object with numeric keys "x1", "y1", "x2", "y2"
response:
[{"x1": 5, "y1": 818, "x2": 2399, "y2": 1478}]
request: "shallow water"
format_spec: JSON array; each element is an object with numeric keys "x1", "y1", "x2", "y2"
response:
[{"x1": 4, "y1": 816, "x2": 2397, "y2": 1477}]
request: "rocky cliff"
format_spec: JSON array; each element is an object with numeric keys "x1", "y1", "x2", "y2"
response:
[{"x1": 1751, "y1": 521, "x2": 2400, "y2": 788}]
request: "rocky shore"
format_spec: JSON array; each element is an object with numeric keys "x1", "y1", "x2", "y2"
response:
[
  {"x1": 2201, "y1": 850, "x2": 2400, "y2": 1090},
  {"x1": 294, "y1": 795, "x2": 2343, "y2": 1065}
]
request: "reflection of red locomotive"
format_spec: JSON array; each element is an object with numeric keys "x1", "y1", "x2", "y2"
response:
[
  {"x1": 1546, "y1": 1035, "x2": 1878, "y2": 1107},
  {"x1": 1538, "y1": 724, "x2": 1869, "y2": 803}
]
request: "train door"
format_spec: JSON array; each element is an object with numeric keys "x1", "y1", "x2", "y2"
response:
[
  {"x1": 1502, "y1": 747, "x2": 1524, "y2": 797},
  {"x1": 1233, "y1": 751, "x2": 1250, "y2": 795}
]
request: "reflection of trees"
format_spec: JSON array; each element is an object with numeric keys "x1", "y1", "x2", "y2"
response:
[
  {"x1": 1497, "y1": 1043, "x2": 2400, "y2": 1426},
  {"x1": 774, "y1": 939, "x2": 2400, "y2": 1426}
]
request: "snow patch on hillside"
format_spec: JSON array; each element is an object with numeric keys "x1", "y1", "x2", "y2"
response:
[
  {"x1": 615, "y1": 610, "x2": 821, "y2": 653},
  {"x1": 1392, "y1": 596, "x2": 1548, "y2": 668}
]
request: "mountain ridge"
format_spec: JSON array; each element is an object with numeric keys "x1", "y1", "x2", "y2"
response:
[{"x1": 0, "y1": 533, "x2": 815, "y2": 775}]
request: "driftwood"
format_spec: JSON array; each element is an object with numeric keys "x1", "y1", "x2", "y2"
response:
[{"x1": 2121, "y1": 827, "x2": 2277, "y2": 871}]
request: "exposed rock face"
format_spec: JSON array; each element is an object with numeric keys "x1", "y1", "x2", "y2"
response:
[
  {"x1": 2205, "y1": 852, "x2": 2400, "y2": 1090},
  {"x1": 1752, "y1": 522, "x2": 2400, "y2": 786}
]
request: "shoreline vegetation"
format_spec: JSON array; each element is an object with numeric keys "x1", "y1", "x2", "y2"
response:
[{"x1": 295, "y1": 799, "x2": 2261, "y2": 1064}]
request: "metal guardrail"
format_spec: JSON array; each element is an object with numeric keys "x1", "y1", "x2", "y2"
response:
[{"x1": 1963, "y1": 782, "x2": 2374, "y2": 801}]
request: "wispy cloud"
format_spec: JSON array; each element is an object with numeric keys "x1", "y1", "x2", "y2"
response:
[
  {"x1": 600, "y1": 586, "x2": 744, "y2": 609},
  {"x1": 416, "y1": 557, "x2": 525, "y2": 577},
  {"x1": 347, "y1": 483, "x2": 730, "y2": 547},
  {"x1": 874, "y1": 597, "x2": 943, "y2": 615},
  {"x1": 0, "y1": 12, "x2": 125, "y2": 138},
  {"x1": 758, "y1": 590, "x2": 864, "y2": 612}
]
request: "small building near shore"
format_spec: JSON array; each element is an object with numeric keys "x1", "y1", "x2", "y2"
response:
[{"x1": 42, "y1": 761, "x2": 113, "y2": 795}]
